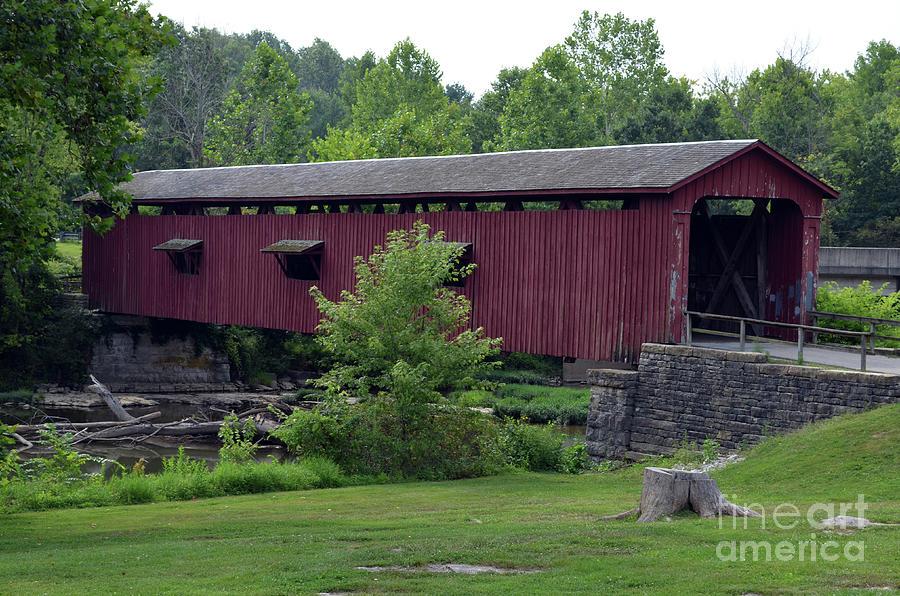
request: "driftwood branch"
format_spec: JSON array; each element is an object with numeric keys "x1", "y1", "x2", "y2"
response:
[
  {"x1": 89, "y1": 375, "x2": 135, "y2": 421},
  {"x1": 11, "y1": 432, "x2": 33, "y2": 452},
  {"x1": 16, "y1": 412, "x2": 162, "y2": 433},
  {"x1": 14, "y1": 382, "x2": 285, "y2": 447}
]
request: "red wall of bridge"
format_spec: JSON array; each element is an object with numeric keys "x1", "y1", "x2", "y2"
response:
[{"x1": 83, "y1": 204, "x2": 676, "y2": 364}]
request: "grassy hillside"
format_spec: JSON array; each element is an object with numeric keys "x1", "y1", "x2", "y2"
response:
[
  {"x1": 1, "y1": 405, "x2": 897, "y2": 594},
  {"x1": 715, "y1": 402, "x2": 900, "y2": 509}
]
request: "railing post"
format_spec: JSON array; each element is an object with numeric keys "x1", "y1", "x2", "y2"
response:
[
  {"x1": 861, "y1": 334, "x2": 867, "y2": 372},
  {"x1": 797, "y1": 327, "x2": 804, "y2": 363},
  {"x1": 870, "y1": 322, "x2": 876, "y2": 352},
  {"x1": 811, "y1": 314, "x2": 818, "y2": 345},
  {"x1": 685, "y1": 312, "x2": 692, "y2": 346},
  {"x1": 739, "y1": 320, "x2": 746, "y2": 351}
]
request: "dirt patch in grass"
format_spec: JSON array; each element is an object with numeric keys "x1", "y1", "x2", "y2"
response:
[{"x1": 356, "y1": 563, "x2": 541, "y2": 574}]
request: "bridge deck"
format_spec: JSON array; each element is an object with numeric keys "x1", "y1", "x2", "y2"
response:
[{"x1": 692, "y1": 336, "x2": 900, "y2": 374}]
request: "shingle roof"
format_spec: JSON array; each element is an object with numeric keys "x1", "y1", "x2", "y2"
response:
[{"x1": 85, "y1": 139, "x2": 837, "y2": 203}]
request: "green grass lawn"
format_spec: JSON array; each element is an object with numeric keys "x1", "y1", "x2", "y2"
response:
[
  {"x1": 53, "y1": 240, "x2": 82, "y2": 260},
  {"x1": 2, "y1": 405, "x2": 899, "y2": 595}
]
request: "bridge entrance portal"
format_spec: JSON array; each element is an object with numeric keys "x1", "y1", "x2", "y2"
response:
[{"x1": 687, "y1": 198, "x2": 804, "y2": 333}]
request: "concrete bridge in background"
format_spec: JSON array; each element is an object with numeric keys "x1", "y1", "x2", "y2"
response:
[{"x1": 819, "y1": 247, "x2": 900, "y2": 293}]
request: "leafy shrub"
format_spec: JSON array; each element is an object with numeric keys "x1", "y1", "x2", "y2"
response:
[
  {"x1": 816, "y1": 281, "x2": 900, "y2": 347},
  {"x1": 450, "y1": 389, "x2": 493, "y2": 408},
  {"x1": 114, "y1": 473, "x2": 155, "y2": 505},
  {"x1": 217, "y1": 413, "x2": 258, "y2": 464},
  {"x1": 499, "y1": 352, "x2": 561, "y2": 378},
  {"x1": 272, "y1": 399, "x2": 502, "y2": 480},
  {"x1": 497, "y1": 418, "x2": 565, "y2": 472},
  {"x1": 701, "y1": 437, "x2": 721, "y2": 462},
  {"x1": 559, "y1": 442, "x2": 592, "y2": 474},
  {"x1": 222, "y1": 326, "x2": 327, "y2": 383},
  {"x1": 0, "y1": 261, "x2": 99, "y2": 390},
  {"x1": 30, "y1": 425, "x2": 92, "y2": 483},
  {"x1": 162, "y1": 446, "x2": 210, "y2": 476},
  {"x1": 0, "y1": 422, "x2": 21, "y2": 483}
]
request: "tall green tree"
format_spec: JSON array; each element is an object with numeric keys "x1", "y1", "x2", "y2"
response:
[
  {"x1": 204, "y1": 42, "x2": 313, "y2": 166},
  {"x1": 708, "y1": 47, "x2": 835, "y2": 160},
  {"x1": 564, "y1": 11, "x2": 668, "y2": 140},
  {"x1": 137, "y1": 25, "x2": 229, "y2": 169},
  {"x1": 463, "y1": 67, "x2": 527, "y2": 153},
  {"x1": 488, "y1": 12, "x2": 669, "y2": 151},
  {"x1": 296, "y1": 38, "x2": 346, "y2": 142},
  {"x1": 487, "y1": 46, "x2": 594, "y2": 151},
  {"x1": 311, "y1": 40, "x2": 470, "y2": 161},
  {"x1": 0, "y1": 0, "x2": 168, "y2": 379},
  {"x1": 349, "y1": 39, "x2": 450, "y2": 131},
  {"x1": 814, "y1": 41, "x2": 900, "y2": 245},
  {"x1": 617, "y1": 77, "x2": 723, "y2": 144},
  {"x1": 1, "y1": 0, "x2": 169, "y2": 249}
]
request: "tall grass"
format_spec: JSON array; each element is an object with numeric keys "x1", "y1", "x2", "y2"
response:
[
  {"x1": 453, "y1": 383, "x2": 590, "y2": 424},
  {"x1": 0, "y1": 454, "x2": 361, "y2": 513}
]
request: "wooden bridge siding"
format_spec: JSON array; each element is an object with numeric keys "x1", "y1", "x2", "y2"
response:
[
  {"x1": 668, "y1": 150, "x2": 826, "y2": 342},
  {"x1": 84, "y1": 207, "x2": 676, "y2": 362}
]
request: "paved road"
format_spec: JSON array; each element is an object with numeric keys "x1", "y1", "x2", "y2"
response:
[{"x1": 691, "y1": 335, "x2": 900, "y2": 375}]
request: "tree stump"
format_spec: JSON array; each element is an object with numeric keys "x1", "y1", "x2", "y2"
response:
[{"x1": 603, "y1": 467, "x2": 761, "y2": 523}]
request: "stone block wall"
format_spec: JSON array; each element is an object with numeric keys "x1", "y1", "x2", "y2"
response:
[
  {"x1": 586, "y1": 343, "x2": 900, "y2": 459},
  {"x1": 89, "y1": 316, "x2": 231, "y2": 392}
]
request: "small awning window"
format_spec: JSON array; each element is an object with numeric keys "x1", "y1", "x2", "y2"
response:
[
  {"x1": 260, "y1": 239, "x2": 324, "y2": 254},
  {"x1": 261, "y1": 240, "x2": 324, "y2": 281},
  {"x1": 153, "y1": 238, "x2": 202, "y2": 275},
  {"x1": 152, "y1": 238, "x2": 203, "y2": 252}
]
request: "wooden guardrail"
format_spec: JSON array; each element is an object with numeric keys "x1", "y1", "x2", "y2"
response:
[
  {"x1": 684, "y1": 310, "x2": 872, "y2": 371},
  {"x1": 808, "y1": 309, "x2": 900, "y2": 350}
]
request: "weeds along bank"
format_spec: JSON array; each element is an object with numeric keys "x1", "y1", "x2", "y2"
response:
[{"x1": 0, "y1": 410, "x2": 590, "y2": 513}]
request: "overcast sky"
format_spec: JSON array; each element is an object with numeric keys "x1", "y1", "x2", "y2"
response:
[{"x1": 147, "y1": 0, "x2": 900, "y2": 96}]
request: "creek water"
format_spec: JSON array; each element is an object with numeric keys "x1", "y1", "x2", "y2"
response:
[{"x1": 1, "y1": 400, "x2": 286, "y2": 475}]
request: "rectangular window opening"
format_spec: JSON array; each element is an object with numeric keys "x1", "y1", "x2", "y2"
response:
[
  {"x1": 444, "y1": 242, "x2": 473, "y2": 288},
  {"x1": 152, "y1": 238, "x2": 203, "y2": 275}
]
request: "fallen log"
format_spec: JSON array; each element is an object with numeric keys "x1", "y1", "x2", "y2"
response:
[
  {"x1": 15, "y1": 412, "x2": 162, "y2": 433},
  {"x1": 88, "y1": 375, "x2": 135, "y2": 421},
  {"x1": 14, "y1": 380, "x2": 284, "y2": 447},
  {"x1": 602, "y1": 467, "x2": 761, "y2": 523}
]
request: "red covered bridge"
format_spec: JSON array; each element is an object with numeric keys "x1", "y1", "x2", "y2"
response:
[{"x1": 82, "y1": 140, "x2": 837, "y2": 363}]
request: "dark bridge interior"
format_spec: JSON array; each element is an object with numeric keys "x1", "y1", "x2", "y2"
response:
[{"x1": 688, "y1": 197, "x2": 803, "y2": 332}]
